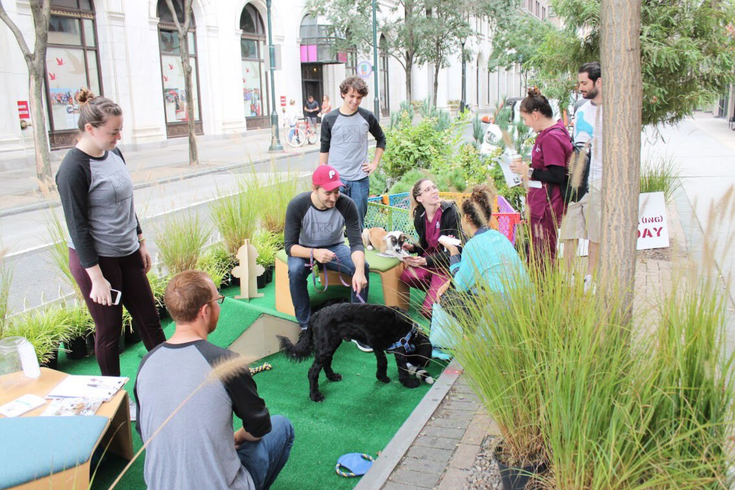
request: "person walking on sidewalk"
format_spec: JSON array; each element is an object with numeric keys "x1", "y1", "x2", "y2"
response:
[
  {"x1": 304, "y1": 94, "x2": 320, "y2": 128},
  {"x1": 559, "y1": 62, "x2": 603, "y2": 291},
  {"x1": 135, "y1": 271, "x2": 294, "y2": 490},
  {"x1": 284, "y1": 165, "x2": 369, "y2": 346},
  {"x1": 319, "y1": 77, "x2": 387, "y2": 227},
  {"x1": 56, "y1": 89, "x2": 166, "y2": 418}
]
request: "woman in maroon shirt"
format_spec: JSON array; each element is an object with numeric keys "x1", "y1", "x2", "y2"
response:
[{"x1": 510, "y1": 88, "x2": 572, "y2": 265}]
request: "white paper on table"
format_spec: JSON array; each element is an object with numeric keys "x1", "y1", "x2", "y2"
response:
[
  {"x1": 0, "y1": 394, "x2": 46, "y2": 417},
  {"x1": 46, "y1": 375, "x2": 128, "y2": 402},
  {"x1": 498, "y1": 153, "x2": 523, "y2": 188}
]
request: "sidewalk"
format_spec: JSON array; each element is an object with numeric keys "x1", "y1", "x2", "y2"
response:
[{"x1": 0, "y1": 127, "x2": 321, "y2": 216}]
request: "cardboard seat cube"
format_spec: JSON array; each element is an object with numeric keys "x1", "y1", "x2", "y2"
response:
[{"x1": 274, "y1": 249, "x2": 410, "y2": 317}]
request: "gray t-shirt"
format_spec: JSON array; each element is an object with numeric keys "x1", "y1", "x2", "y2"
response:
[
  {"x1": 56, "y1": 148, "x2": 141, "y2": 268},
  {"x1": 135, "y1": 341, "x2": 272, "y2": 490},
  {"x1": 320, "y1": 107, "x2": 386, "y2": 181}
]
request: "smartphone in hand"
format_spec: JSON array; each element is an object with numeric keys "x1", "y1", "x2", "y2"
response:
[{"x1": 110, "y1": 289, "x2": 122, "y2": 306}]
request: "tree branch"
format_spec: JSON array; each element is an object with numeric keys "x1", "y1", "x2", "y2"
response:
[
  {"x1": 164, "y1": 0, "x2": 184, "y2": 35},
  {"x1": 0, "y1": 0, "x2": 33, "y2": 62}
]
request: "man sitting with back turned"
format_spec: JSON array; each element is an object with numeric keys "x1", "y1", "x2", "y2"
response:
[
  {"x1": 285, "y1": 165, "x2": 369, "y2": 346},
  {"x1": 135, "y1": 270, "x2": 294, "y2": 490}
]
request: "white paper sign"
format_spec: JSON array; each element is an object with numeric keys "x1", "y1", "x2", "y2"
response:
[
  {"x1": 498, "y1": 153, "x2": 523, "y2": 188},
  {"x1": 637, "y1": 192, "x2": 669, "y2": 250}
]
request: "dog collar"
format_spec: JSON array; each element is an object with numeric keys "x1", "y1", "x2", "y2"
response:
[{"x1": 387, "y1": 326, "x2": 417, "y2": 354}]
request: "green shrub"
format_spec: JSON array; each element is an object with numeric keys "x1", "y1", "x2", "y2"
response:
[
  {"x1": 6, "y1": 307, "x2": 71, "y2": 364},
  {"x1": 388, "y1": 169, "x2": 437, "y2": 195},
  {"x1": 155, "y1": 211, "x2": 211, "y2": 276},
  {"x1": 196, "y1": 246, "x2": 232, "y2": 289},
  {"x1": 383, "y1": 113, "x2": 449, "y2": 179},
  {"x1": 147, "y1": 270, "x2": 169, "y2": 309},
  {"x1": 251, "y1": 229, "x2": 280, "y2": 269},
  {"x1": 57, "y1": 305, "x2": 94, "y2": 339},
  {"x1": 253, "y1": 170, "x2": 308, "y2": 235},
  {"x1": 369, "y1": 166, "x2": 389, "y2": 195}
]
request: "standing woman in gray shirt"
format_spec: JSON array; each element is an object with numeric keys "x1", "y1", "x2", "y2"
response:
[{"x1": 56, "y1": 89, "x2": 166, "y2": 383}]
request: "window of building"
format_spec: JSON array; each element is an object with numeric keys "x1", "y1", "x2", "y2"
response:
[
  {"x1": 542, "y1": 6, "x2": 547, "y2": 19},
  {"x1": 240, "y1": 4, "x2": 268, "y2": 126},
  {"x1": 157, "y1": 0, "x2": 202, "y2": 138},
  {"x1": 45, "y1": 0, "x2": 102, "y2": 148},
  {"x1": 299, "y1": 14, "x2": 342, "y2": 64}
]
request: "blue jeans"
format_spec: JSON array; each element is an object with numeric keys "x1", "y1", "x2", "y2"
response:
[
  {"x1": 342, "y1": 177, "x2": 370, "y2": 229},
  {"x1": 237, "y1": 415, "x2": 294, "y2": 490},
  {"x1": 287, "y1": 244, "x2": 370, "y2": 329}
]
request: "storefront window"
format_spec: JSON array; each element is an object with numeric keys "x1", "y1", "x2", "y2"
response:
[
  {"x1": 45, "y1": 1, "x2": 102, "y2": 147},
  {"x1": 240, "y1": 4, "x2": 267, "y2": 121},
  {"x1": 157, "y1": 0, "x2": 201, "y2": 133}
]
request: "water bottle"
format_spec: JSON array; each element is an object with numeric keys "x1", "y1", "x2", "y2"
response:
[
  {"x1": 18, "y1": 338, "x2": 41, "y2": 379},
  {"x1": 0, "y1": 337, "x2": 23, "y2": 375}
]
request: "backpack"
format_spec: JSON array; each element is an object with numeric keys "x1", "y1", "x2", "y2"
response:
[{"x1": 550, "y1": 127, "x2": 590, "y2": 204}]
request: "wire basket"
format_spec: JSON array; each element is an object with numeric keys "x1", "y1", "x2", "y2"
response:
[{"x1": 365, "y1": 193, "x2": 520, "y2": 244}]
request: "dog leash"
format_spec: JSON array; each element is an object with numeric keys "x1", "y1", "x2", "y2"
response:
[{"x1": 309, "y1": 250, "x2": 365, "y2": 303}]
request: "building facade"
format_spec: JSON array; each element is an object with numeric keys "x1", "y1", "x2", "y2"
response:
[{"x1": 0, "y1": 0, "x2": 524, "y2": 168}]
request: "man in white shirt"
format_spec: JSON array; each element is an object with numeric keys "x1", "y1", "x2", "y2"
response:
[{"x1": 560, "y1": 61, "x2": 602, "y2": 292}]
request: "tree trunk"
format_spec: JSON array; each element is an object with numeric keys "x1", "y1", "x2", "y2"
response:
[
  {"x1": 599, "y1": 0, "x2": 642, "y2": 324},
  {"x1": 179, "y1": 32, "x2": 198, "y2": 166},
  {"x1": 0, "y1": 0, "x2": 53, "y2": 188},
  {"x1": 433, "y1": 62, "x2": 440, "y2": 107},
  {"x1": 28, "y1": 63, "x2": 53, "y2": 189}
]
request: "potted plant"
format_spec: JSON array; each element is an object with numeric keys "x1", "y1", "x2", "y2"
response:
[
  {"x1": 60, "y1": 304, "x2": 94, "y2": 360},
  {"x1": 4, "y1": 307, "x2": 71, "y2": 369},
  {"x1": 155, "y1": 210, "x2": 211, "y2": 276},
  {"x1": 196, "y1": 245, "x2": 232, "y2": 289},
  {"x1": 147, "y1": 270, "x2": 169, "y2": 319},
  {"x1": 251, "y1": 230, "x2": 278, "y2": 288},
  {"x1": 210, "y1": 177, "x2": 260, "y2": 261}
]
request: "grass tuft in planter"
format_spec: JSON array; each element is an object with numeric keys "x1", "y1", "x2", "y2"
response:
[
  {"x1": 5, "y1": 307, "x2": 72, "y2": 365},
  {"x1": 210, "y1": 178, "x2": 260, "y2": 257},
  {"x1": 155, "y1": 211, "x2": 211, "y2": 276},
  {"x1": 0, "y1": 249, "x2": 12, "y2": 336},
  {"x1": 196, "y1": 244, "x2": 234, "y2": 289}
]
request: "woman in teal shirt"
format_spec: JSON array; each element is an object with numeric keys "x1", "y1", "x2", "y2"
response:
[{"x1": 430, "y1": 184, "x2": 527, "y2": 357}]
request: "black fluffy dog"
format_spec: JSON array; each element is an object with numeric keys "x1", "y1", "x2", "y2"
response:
[{"x1": 278, "y1": 303, "x2": 432, "y2": 402}]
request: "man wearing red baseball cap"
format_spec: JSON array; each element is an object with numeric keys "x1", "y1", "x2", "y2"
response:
[{"x1": 283, "y1": 165, "x2": 370, "y2": 336}]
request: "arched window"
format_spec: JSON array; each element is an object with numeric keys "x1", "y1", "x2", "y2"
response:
[
  {"x1": 157, "y1": 0, "x2": 202, "y2": 138},
  {"x1": 45, "y1": 0, "x2": 102, "y2": 149},
  {"x1": 379, "y1": 35, "x2": 390, "y2": 117},
  {"x1": 241, "y1": 4, "x2": 268, "y2": 128}
]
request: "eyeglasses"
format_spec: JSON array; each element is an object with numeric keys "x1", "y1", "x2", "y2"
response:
[
  {"x1": 202, "y1": 295, "x2": 225, "y2": 309},
  {"x1": 421, "y1": 185, "x2": 438, "y2": 194}
]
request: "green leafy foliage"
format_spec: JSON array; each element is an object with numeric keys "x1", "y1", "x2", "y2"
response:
[
  {"x1": 383, "y1": 113, "x2": 449, "y2": 179},
  {"x1": 532, "y1": 0, "x2": 735, "y2": 126},
  {"x1": 251, "y1": 230, "x2": 280, "y2": 269}
]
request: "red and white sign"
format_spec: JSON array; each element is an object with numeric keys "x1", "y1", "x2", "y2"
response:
[
  {"x1": 280, "y1": 96, "x2": 286, "y2": 107},
  {"x1": 637, "y1": 191, "x2": 669, "y2": 250},
  {"x1": 17, "y1": 101, "x2": 30, "y2": 120}
]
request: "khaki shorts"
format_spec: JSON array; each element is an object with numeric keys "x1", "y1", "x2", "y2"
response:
[{"x1": 559, "y1": 179, "x2": 602, "y2": 243}]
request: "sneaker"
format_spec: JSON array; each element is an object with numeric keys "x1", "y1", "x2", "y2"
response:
[
  {"x1": 352, "y1": 339, "x2": 373, "y2": 353},
  {"x1": 129, "y1": 398, "x2": 137, "y2": 422}
]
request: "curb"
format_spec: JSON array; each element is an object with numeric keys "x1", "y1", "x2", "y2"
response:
[
  {"x1": 354, "y1": 359, "x2": 463, "y2": 490},
  {"x1": 0, "y1": 146, "x2": 321, "y2": 218}
]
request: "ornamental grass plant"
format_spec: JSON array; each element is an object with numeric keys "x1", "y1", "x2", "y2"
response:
[
  {"x1": 155, "y1": 210, "x2": 211, "y2": 276},
  {"x1": 640, "y1": 154, "x2": 681, "y2": 203},
  {"x1": 439, "y1": 224, "x2": 735, "y2": 486},
  {"x1": 0, "y1": 248, "x2": 12, "y2": 335},
  {"x1": 253, "y1": 169, "x2": 308, "y2": 235},
  {"x1": 210, "y1": 178, "x2": 260, "y2": 257}
]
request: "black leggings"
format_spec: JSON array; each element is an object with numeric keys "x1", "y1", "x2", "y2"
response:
[{"x1": 69, "y1": 248, "x2": 166, "y2": 376}]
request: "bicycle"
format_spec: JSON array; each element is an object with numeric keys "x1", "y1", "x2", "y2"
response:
[{"x1": 284, "y1": 117, "x2": 318, "y2": 148}]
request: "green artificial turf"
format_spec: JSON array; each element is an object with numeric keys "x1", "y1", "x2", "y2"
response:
[{"x1": 55, "y1": 274, "x2": 442, "y2": 490}]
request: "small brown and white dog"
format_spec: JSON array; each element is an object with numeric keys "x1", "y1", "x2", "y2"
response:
[{"x1": 362, "y1": 227, "x2": 410, "y2": 256}]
